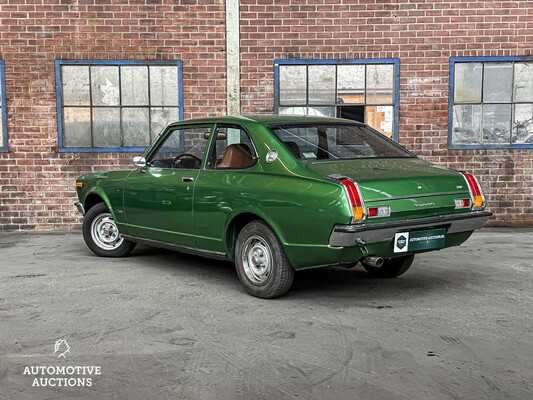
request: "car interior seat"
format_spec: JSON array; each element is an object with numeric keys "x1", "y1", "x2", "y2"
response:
[{"x1": 217, "y1": 144, "x2": 254, "y2": 169}]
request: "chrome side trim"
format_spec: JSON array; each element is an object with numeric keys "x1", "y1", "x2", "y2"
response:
[
  {"x1": 329, "y1": 211, "x2": 492, "y2": 247},
  {"x1": 74, "y1": 201, "x2": 85, "y2": 215},
  {"x1": 121, "y1": 234, "x2": 228, "y2": 259},
  {"x1": 365, "y1": 191, "x2": 468, "y2": 203}
]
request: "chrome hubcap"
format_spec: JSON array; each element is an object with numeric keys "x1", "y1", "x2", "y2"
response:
[
  {"x1": 242, "y1": 235, "x2": 273, "y2": 286},
  {"x1": 90, "y1": 213, "x2": 123, "y2": 250}
]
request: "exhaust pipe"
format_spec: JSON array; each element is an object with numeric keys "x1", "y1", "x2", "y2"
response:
[{"x1": 363, "y1": 256, "x2": 384, "y2": 268}]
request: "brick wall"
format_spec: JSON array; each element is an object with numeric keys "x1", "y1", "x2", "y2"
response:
[
  {"x1": 0, "y1": 0, "x2": 226, "y2": 230},
  {"x1": 0, "y1": 0, "x2": 532, "y2": 230},
  {"x1": 240, "y1": 0, "x2": 533, "y2": 227}
]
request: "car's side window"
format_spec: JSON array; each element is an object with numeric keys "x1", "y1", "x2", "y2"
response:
[
  {"x1": 207, "y1": 125, "x2": 257, "y2": 169},
  {"x1": 148, "y1": 127, "x2": 210, "y2": 169}
]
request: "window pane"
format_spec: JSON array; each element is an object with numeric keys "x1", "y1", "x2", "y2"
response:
[
  {"x1": 279, "y1": 106, "x2": 307, "y2": 116},
  {"x1": 483, "y1": 63, "x2": 512, "y2": 103},
  {"x1": 309, "y1": 106, "x2": 335, "y2": 117},
  {"x1": 452, "y1": 104, "x2": 481, "y2": 145},
  {"x1": 92, "y1": 108, "x2": 121, "y2": 147},
  {"x1": 308, "y1": 65, "x2": 336, "y2": 105},
  {"x1": 365, "y1": 106, "x2": 394, "y2": 138},
  {"x1": 366, "y1": 64, "x2": 394, "y2": 104},
  {"x1": 270, "y1": 124, "x2": 412, "y2": 160},
  {"x1": 209, "y1": 126, "x2": 255, "y2": 169},
  {"x1": 337, "y1": 65, "x2": 365, "y2": 104},
  {"x1": 150, "y1": 128, "x2": 207, "y2": 169},
  {"x1": 514, "y1": 63, "x2": 533, "y2": 102},
  {"x1": 512, "y1": 103, "x2": 533, "y2": 144},
  {"x1": 121, "y1": 66, "x2": 149, "y2": 106},
  {"x1": 279, "y1": 106, "x2": 335, "y2": 117},
  {"x1": 63, "y1": 107, "x2": 91, "y2": 147},
  {"x1": 62, "y1": 66, "x2": 90, "y2": 106},
  {"x1": 150, "y1": 107, "x2": 179, "y2": 140},
  {"x1": 91, "y1": 66, "x2": 120, "y2": 106},
  {"x1": 0, "y1": 112, "x2": 2, "y2": 147},
  {"x1": 279, "y1": 65, "x2": 307, "y2": 106},
  {"x1": 454, "y1": 63, "x2": 482, "y2": 103},
  {"x1": 482, "y1": 104, "x2": 511, "y2": 144},
  {"x1": 150, "y1": 66, "x2": 179, "y2": 106},
  {"x1": 122, "y1": 108, "x2": 150, "y2": 147}
]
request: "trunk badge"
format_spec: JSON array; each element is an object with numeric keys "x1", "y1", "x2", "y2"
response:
[{"x1": 417, "y1": 185, "x2": 423, "y2": 190}]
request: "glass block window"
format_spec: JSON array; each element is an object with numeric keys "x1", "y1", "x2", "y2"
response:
[
  {"x1": 55, "y1": 60, "x2": 182, "y2": 152},
  {"x1": 275, "y1": 60, "x2": 399, "y2": 140},
  {"x1": 0, "y1": 60, "x2": 7, "y2": 152},
  {"x1": 450, "y1": 57, "x2": 533, "y2": 148}
]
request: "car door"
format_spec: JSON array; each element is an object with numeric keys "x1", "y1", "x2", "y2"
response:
[
  {"x1": 193, "y1": 124, "x2": 258, "y2": 253},
  {"x1": 123, "y1": 124, "x2": 214, "y2": 246}
]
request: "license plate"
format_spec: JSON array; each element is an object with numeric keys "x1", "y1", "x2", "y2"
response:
[{"x1": 393, "y1": 228, "x2": 446, "y2": 253}]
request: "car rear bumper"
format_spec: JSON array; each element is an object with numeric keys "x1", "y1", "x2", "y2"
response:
[{"x1": 329, "y1": 211, "x2": 492, "y2": 247}]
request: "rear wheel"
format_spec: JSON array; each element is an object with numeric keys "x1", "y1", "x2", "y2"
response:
[
  {"x1": 362, "y1": 255, "x2": 415, "y2": 278},
  {"x1": 82, "y1": 202, "x2": 136, "y2": 257},
  {"x1": 235, "y1": 221, "x2": 294, "y2": 299}
]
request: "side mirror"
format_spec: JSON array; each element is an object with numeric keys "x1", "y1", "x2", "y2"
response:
[{"x1": 133, "y1": 156, "x2": 146, "y2": 167}]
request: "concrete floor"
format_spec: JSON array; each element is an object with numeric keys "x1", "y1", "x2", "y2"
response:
[{"x1": 0, "y1": 229, "x2": 532, "y2": 400}]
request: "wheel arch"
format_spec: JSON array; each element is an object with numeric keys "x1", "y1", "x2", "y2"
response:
[
  {"x1": 224, "y1": 211, "x2": 284, "y2": 260},
  {"x1": 83, "y1": 190, "x2": 116, "y2": 220}
]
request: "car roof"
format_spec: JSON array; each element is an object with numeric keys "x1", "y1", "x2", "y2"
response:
[{"x1": 167, "y1": 114, "x2": 363, "y2": 128}]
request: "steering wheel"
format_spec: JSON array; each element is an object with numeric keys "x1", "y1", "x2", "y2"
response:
[{"x1": 171, "y1": 153, "x2": 202, "y2": 169}]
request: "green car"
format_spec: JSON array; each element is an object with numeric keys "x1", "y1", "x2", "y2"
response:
[{"x1": 75, "y1": 115, "x2": 491, "y2": 298}]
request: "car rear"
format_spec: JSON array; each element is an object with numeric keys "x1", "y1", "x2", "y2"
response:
[{"x1": 267, "y1": 120, "x2": 491, "y2": 265}]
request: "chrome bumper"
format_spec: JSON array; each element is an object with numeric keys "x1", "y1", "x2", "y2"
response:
[
  {"x1": 329, "y1": 212, "x2": 492, "y2": 247},
  {"x1": 74, "y1": 201, "x2": 85, "y2": 215}
]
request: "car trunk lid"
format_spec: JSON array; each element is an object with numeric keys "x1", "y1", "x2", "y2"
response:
[{"x1": 304, "y1": 158, "x2": 471, "y2": 220}]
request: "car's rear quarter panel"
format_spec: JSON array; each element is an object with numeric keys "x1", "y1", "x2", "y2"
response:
[{"x1": 194, "y1": 169, "x2": 352, "y2": 266}]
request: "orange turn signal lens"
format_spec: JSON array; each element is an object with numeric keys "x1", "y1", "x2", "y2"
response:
[
  {"x1": 473, "y1": 195, "x2": 483, "y2": 208},
  {"x1": 353, "y1": 206, "x2": 365, "y2": 221},
  {"x1": 76, "y1": 182, "x2": 83, "y2": 188}
]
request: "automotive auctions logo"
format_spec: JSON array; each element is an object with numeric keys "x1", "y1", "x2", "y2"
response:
[
  {"x1": 54, "y1": 339, "x2": 70, "y2": 358},
  {"x1": 23, "y1": 340, "x2": 101, "y2": 388},
  {"x1": 394, "y1": 232, "x2": 409, "y2": 253}
]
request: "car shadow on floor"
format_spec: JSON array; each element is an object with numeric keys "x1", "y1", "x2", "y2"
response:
[{"x1": 127, "y1": 245, "x2": 482, "y2": 301}]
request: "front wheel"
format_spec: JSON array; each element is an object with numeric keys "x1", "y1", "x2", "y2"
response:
[
  {"x1": 362, "y1": 255, "x2": 415, "y2": 278},
  {"x1": 82, "y1": 202, "x2": 136, "y2": 257},
  {"x1": 235, "y1": 221, "x2": 294, "y2": 299}
]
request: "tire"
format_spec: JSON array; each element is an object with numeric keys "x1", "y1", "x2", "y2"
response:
[
  {"x1": 82, "y1": 202, "x2": 136, "y2": 257},
  {"x1": 362, "y1": 255, "x2": 415, "y2": 278},
  {"x1": 235, "y1": 221, "x2": 295, "y2": 299}
]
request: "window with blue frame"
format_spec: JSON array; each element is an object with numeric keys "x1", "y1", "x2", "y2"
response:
[
  {"x1": 55, "y1": 60, "x2": 183, "y2": 152},
  {"x1": 0, "y1": 60, "x2": 7, "y2": 152},
  {"x1": 274, "y1": 59, "x2": 400, "y2": 141},
  {"x1": 449, "y1": 57, "x2": 533, "y2": 149}
]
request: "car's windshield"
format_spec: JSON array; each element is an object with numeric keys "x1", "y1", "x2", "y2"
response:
[{"x1": 269, "y1": 124, "x2": 415, "y2": 161}]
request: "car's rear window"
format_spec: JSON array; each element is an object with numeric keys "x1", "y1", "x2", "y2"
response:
[{"x1": 269, "y1": 124, "x2": 415, "y2": 161}]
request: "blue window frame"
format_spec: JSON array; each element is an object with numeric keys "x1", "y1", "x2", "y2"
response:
[
  {"x1": 55, "y1": 60, "x2": 183, "y2": 153},
  {"x1": 449, "y1": 56, "x2": 533, "y2": 149},
  {"x1": 274, "y1": 59, "x2": 400, "y2": 141},
  {"x1": 0, "y1": 60, "x2": 8, "y2": 152}
]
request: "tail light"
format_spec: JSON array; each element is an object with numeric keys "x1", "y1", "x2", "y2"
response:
[
  {"x1": 339, "y1": 178, "x2": 366, "y2": 222},
  {"x1": 460, "y1": 171, "x2": 485, "y2": 210}
]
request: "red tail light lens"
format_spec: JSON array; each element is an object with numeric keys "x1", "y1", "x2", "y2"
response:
[
  {"x1": 460, "y1": 171, "x2": 485, "y2": 210},
  {"x1": 339, "y1": 178, "x2": 366, "y2": 221},
  {"x1": 368, "y1": 205, "x2": 391, "y2": 218}
]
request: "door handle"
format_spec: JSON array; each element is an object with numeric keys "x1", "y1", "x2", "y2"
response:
[{"x1": 182, "y1": 176, "x2": 194, "y2": 182}]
